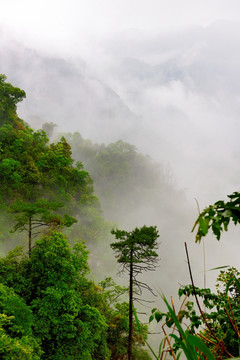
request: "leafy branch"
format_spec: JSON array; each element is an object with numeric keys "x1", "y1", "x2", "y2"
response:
[{"x1": 192, "y1": 192, "x2": 240, "y2": 242}]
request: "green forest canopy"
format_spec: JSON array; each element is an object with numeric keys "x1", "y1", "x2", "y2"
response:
[
  {"x1": 0, "y1": 74, "x2": 153, "y2": 359},
  {"x1": 1, "y1": 72, "x2": 240, "y2": 359}
]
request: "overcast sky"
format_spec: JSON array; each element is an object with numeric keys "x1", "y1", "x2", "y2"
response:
[{"x1": 1, "y1": 0, "x2": 240, "y2": 54}]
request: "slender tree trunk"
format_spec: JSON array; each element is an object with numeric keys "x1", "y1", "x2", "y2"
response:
[
  {"x1": 28, "y1": 216, "x2": 32, "y2": 257},
  {"x1": 128, "y1": 249, "x2": 133, "y2": 360}
]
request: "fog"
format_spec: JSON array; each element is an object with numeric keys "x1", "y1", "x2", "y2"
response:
[
  {"x1": 2, "y1": 22, "x2": 240, "y2": 204},
  {"x1": 1, "y1": 1, "x2": 240, "y2": 354}
]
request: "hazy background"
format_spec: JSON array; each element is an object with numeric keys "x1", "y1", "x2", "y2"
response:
[
  {"x1": 1, "y1": 0, "x2": 240, "y2": 349},
  {"x1": 1, "y1": 0, "x2": 240, "y2": 203}
]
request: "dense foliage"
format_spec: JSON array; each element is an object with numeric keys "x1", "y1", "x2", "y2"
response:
[
  {"x1": 0, "y1": 232, "x2": 152, "y2": 359},
  {"x1": 2, "y1": 74, "x2": 240, "y2": 359},
  {"x1": 0, "y1": 75, "x2": 109, "y2": 253},
  {"x1": 0, "y1": 233, "x2": 109, "y2": 359},
  {"x1": 0, "y1": 75, "x2": 152, "y2": 359}
]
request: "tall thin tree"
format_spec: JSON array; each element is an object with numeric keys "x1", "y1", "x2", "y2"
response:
[{"x1": 111, "y1": 225, "x2": 159, "y2": 360}]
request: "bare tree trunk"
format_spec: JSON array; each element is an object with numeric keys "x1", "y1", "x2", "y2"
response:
[
  {"x1": 28, "y1": 216, "x2": 32, "y2": 257},
  {"x1": 128, "y1": 249, "x2": 133, "y2": 360}
]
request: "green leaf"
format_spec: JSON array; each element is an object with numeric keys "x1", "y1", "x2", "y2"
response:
[
  {"x1": 154, "y1": 311, "x2": 163, "y2": 323},
  {"x1": 187, "y1": 334, "x2": 216, "y2": 360},
  {"x1": 149, "y1": 314, "x2": 154, "y2": 323},
  {"x1": 209, "y1": 265, "x2": 230, "y2": 271},
  {"x1": 198, "y1": 217, "x2": 210, "y2": 236}
]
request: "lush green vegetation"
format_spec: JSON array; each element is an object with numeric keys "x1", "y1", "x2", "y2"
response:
[
  {"x1": 0, "y1": 75, "x2": 153, "y2": 359},
  {"x1": 0, "y1": 74, "x2": 111, "y2": 256},
  {"x1": 145, "y1": 194, "x2": 240, "y2": 360},
  {"x1": 1, "y1": 74, "x2": 240, "y2": 359}
]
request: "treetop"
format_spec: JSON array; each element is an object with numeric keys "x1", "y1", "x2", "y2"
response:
[{"x1": 110, "y1": 225, "x2": 159, "y2": 264}]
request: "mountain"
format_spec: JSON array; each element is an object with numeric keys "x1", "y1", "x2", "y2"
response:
[
  {"x1": 1, "y1": 22, "x2": 240, "y2": 319},
  {"x1": 1, "y1": 22, "x2": 240, "y2": 203},
  {"x1": 0, "y1": 29, "x2": 138, "y2": 143}
]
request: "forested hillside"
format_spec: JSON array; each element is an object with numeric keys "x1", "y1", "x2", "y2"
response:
[
  {"x1": 0, "y1": 75, "x2": 157, "y2": 359},
  {"x1": 1, "y1": 3, "x2": 240, "y2": 358},
  {"x1": 0, "y1": 71, "x2": 191, "y2": 359},
  {"x1": 0, "y1": 74, "x2": 110, "y2": 255},
  {"x1": 60, "y1": 131, "x2": 185, "y2": 227},
  {"x1": 1, "y1": 60, "x2": 240, "y2": 360}
]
